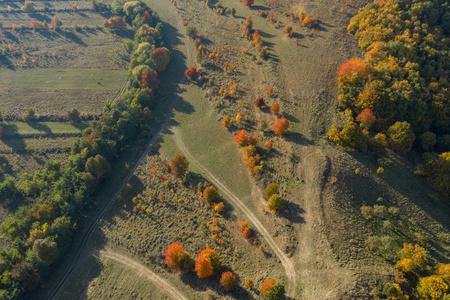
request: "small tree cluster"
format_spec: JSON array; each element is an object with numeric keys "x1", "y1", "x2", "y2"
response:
[
  {"x1": 261, "y1": 279, "x2": 285, "y2": 300},
  {"x1": 51, "y1": 15, "x2": 63, "y2": 30},
  {"x1": 104, "y1": 16, "x2": 127, "y2": 30},
  {"x1": 243, "y1": 16, "x2": 253, "y2": 39},
  {"x1": 203, "y1": 185, "x2": 218, "y2": 205}
]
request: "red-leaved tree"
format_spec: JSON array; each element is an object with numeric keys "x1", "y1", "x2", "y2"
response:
[
  {"x1": 141, "y1": 69, "x2": 160, "y2": 90},
  {"x1": 356, "y1": 108, "x2": 376, "y2": 129},
  {"x1": 185, "y1": 67, "x2": 200, "y2": 81},
  {"x1": 273, "y1": 118, "x2": 290, "y2": 135},
  {"x1": 254, "y1": 97, "x2": 265, "y2": 108},
  {"x1": 244, "y1": 0, "x2": 254, "y2": 7}
]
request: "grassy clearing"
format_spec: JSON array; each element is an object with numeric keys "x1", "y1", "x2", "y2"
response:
[
  {"x1": 56, "y1": 256, "x2": 172, "y2": 300},
  {"x1": 0, "y1": 69, "x2": 127, "y2": 90},
  {"x1": 1, "y1": 121, "x2": 87, "y2": 135},
  {"x1": 0, "y1": 136, "x2": 78, "y2": 152}
]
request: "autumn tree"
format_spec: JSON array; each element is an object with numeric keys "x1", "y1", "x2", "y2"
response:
[
  {"x1": 270, "y1": 101, "x2": 280, "y2": 115},
  {"x1": 268, "y1": 194, "x2": 282, "y2": 211},
  {"x1": 149, "y1": 47, "x2": 171, "y2": 72},
  {"x1": 141, "y1": 68, "x2": 160, "y2": 90},
  {"x1": 195, "y1": 248, "x2": 220, "y2": 278},
  {"x1": 254, "y1": 97, "x2": 265, "y2": 108},
  {"x1": 222, "y1": 115, "x2": 231, "y2": 128},
  {"x1": 264, "y1": 183, "x2": 278, "y2": 199},
  {"x1": 203, "y1": 186, "x2": 218, "y2": 205},
  {"x1": 165, "y1": 242, "x2": 190, "y2": 271},
  {"x1": 239, "y1": 220, "x2": 251, "y2": 239},
  {"x1": 261, "y1": 279, "x2": 285, "y2": 300},
  {"x1": 328, "y1": 121, "x2": 368, "y2": 152},
  {"x1": 248, "y1": 135, "x2": 258, "y2": 146},
  {"x1": 369, "y1": 133, "x2": 387, "y2": 153},
  {"x1": 243, "y1": 16, "x2": 253, "y2": 39},
  {"x1": 185, "y1": 67, "x2": 200, "y2": 81},
  {"x1": 103, "y1": 16, "x2": 127, "y2": 30},
  {"x1": 220, "y1": 271, "x2": 236, "y2": 290},
  {"x1": 51, "y1": 15, "x2": 63, "y2": 30},
  {"x1": 244, "y1": 0, "x2": 254, "y2": 7},
  {"x1": 417, "y1": 276, "x2": 448, "y2": 300},
  {"x1": 234, "y1": 129, "x2": 249, "y2": 147},
  {"x1": 283, "y1": 25, "x2": 293, "y2": 36},
  {"x1": 170, "y1": 153, "x2": 189, "y2": 179},
  {"x1": 386, "y1": 121, "x2": 416, "y2": 154},
  {"x1": 356, "y1": 108, "x2": 376, "y2": 129},
  {"x1": 398, "y1": 243, "x2": 427, "y2": 272},
  {"x1": 301, "y1": 16, "x2": 314, "y2": 27},
  {"x1": 273, "y1": 118, "x2": 290, "y2": 135}
]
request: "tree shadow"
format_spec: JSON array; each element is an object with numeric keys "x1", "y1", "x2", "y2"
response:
[
  {"x1": 285, "y1": 131, "x2": 314, "y2": 146},
  {"x1": 61, "y1": 31, "x2": 88, "y2": 46},
  {"x1": 29, "y1": 122, "x2": 52, "y2": 134},
  {"x1": 279, "y1": 200, "x2": 305, "y2": 224}
]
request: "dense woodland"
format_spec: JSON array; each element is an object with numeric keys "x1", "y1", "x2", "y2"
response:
[
  {"x1": 0, "y1": 1, "x2": 170, "y2": 298},
  {"x1": 329, "y1": 0, "x2": 450, "y2": 195}
]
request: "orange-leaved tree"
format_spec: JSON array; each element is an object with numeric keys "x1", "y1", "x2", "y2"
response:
[
  {"x1": 273, "y1": 118, "x2": 290, "y2": 135},
  {"x1": 222, "y1": 115, "x2": 231, "y2": 128},
  {"x1": 248, "y1": 135, "x2": 258, "y2": 146},
  {"x1": 220, "y1": 271, "x2": 236, "y2": 290},
  {"x1": 141, "y1": 68, "x2": 160, "y2": 90},
  {"x1": 203, "y1": 185, "x2": 218, "y2": 205},
  {"x1": 270, "y1": 101, "x2": 280, "y2": 115},
  {"x1": 165, "y1": 242, "x2": 190, "y2": 271},
  {"x1": 234, "y1": 129, "x2": 249, "y2": 146},
  {"x1": 195, "y1": 248, "x2": 220, "y2": 278},
  {"x1": 170, "y1": 153, "x2": 189, "y2": 179}
]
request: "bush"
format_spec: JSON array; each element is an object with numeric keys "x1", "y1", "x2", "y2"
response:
[
  {"x1": 203, "y1": 186, "x2": 218, "y2": 205},
  {"x1": 270, "y1": 101, "x2": 280, "y2": 115},
  {"x1": 186, "y1": 26, "x2": 197, "y2": 39},
  {"x1": 185, "y1": 67, "x2": 200, "y2": 81},
  {"x1": 22, "y1": 109, "x2": 37, "y2": 122},
  {"x1": 254, "y1": 97, "x2": 265, "y2": 108},
  {"x1": 104, "y1": 16, "x2": 127, "y2": 30},
  {"x1": 22, "y1": 1, "x2": 36, "y2": 12},
  {"x1": 234, "y1": 129, "x2": 248, "y2": 147},
  {"x1": 67, "y1": 108, "x2": 82, "y2": 123}
]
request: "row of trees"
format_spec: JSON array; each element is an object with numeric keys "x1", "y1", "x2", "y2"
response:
[
  {"x1": 0, "y1": 2, "x2": 169, "y2": 298},
  {"x1": 164, "y1": 242, "x2": 285, "y2": 298}
]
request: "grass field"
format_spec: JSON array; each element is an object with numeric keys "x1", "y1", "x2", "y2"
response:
[{"x1": 1, "y1": 121, "x2": 87, "y2": 135}]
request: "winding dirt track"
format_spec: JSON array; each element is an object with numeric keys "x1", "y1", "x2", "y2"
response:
[
  {"x1": 99, "y1": 250, "x2": 188, "y2": 300},
  {"x1": 171, "y1": 127, "x2": 297, "y2": 296}
]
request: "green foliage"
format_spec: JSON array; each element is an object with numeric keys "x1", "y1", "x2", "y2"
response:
[
  {"x1": 421, "y1": 152, "x2": 450, "y2": 195},
  {"x1": 386, "y1": 121, "x2": 416, "y2": 154},
  {"x1": 186, "y1": 26, "x2": 197, "y2": 39}
]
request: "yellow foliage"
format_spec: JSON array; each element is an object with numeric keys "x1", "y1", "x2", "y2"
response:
[{"x1": 417, "y1": 276, "x2": 448, "y2": 300}]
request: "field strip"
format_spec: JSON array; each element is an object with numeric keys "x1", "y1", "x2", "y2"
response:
[
  {"x1": 99, "y1": 250, "x2": 188, "y2": 300},
  {"x1": 0, "y1": 69, "x2": 127, "y2": 90},
  {"x1": 2, "y1": 121, "x2": 87, "y2": 135},
  {"x1": 170, "y1": 127, "x2": 297, "y2": 296}
]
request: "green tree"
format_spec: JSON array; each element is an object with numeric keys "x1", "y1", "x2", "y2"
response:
[
  {"x1": 386, "y1": 121, "x2": 416, "y2": 154},
  {"x1": 267, "y1": 194, "x2": 282, "y2": 211}
]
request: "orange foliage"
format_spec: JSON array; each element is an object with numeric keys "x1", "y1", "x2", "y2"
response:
[
  {"x1": 234, "y1": 129, "x2": 249, "y2": 147},
  {"x1": 337, "y1": 57, "x2": 369, "y2": 87},
  {"x1": 165, "y1": 242, "x2": 190, "y2": 271},
  {"x1": 185, "y1": 67, "x2": 200, "y2": 81},
  {"x1": 248, "y1": 135, "x2": 259, "y2": 146},
  {"x1": 220, "y1": 272, "x2": 236, "y2": 290},
  {"x1": 222, "y1": 115, "x2": 231, "y2": 128},
  {"x1": 261, "y1": 279, "x2": 276, "y2": 296},
  {"x1": 170, "y1": 153, "x2": 189, "y2": 179},
  {"x1": 265, "y1": 141, "x2": 273, "y2": 149},
  {"x1": 267, "y1": 87, "x2": 274, "y2": 95},
  {"x1": 356, "y1": 108, "x2": 376, "y2": 129},
  {"x1": 195, "y1": 256, "x2": 214, "y2": 278},
  {"x1": 270, "y1": 101, "x2": 280, "y2": 114},
  {"x1": 273, "y1": 118, "x2": 290, "y2": 135},
  {"x1": 141, "y1": 69, "x2": 160, "y2": 90},
  {"x1": 301, "y1": 16, "x2": 314, "y2": 27}
]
